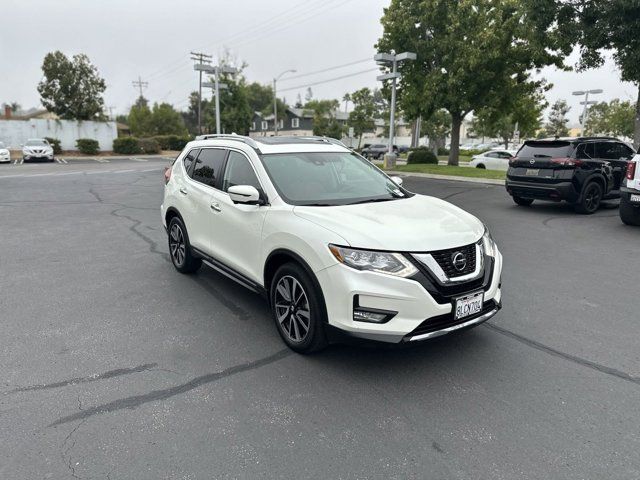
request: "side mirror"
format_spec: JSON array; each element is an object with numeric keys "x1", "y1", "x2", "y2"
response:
[
  {"x1": 390, "y1": 176, "x2": 403, "y2": 187},
  {"x1": 228, "y1": 185, "x2": 262, "y2": 205}
]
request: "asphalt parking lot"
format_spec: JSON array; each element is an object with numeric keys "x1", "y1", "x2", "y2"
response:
[{"x1": 1, "y1": 159, "x2": 639, "y2": 479}]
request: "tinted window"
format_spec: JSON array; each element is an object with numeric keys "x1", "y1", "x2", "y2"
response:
[
  {"x1": 595, "y1": 142, "x2": 625, "y2": 160},
  {"x1": 192, "y1": 148, "x2": 227, "y2": 187},
  {"x1": 517, "y1": 141, "x2": 573, "y2": 159},
  {"x1": 486, "y1": 152, "x2": 498, "y2": 158},
  {"x1": 575, "y1": 143, "x2": 595, "y2": 159},
  {"x1": 183, "y1": 149, "x2": 199, "y2": 177},
  {"x1": 222, "y1": 151, "x2": 261, "y2": 192}
]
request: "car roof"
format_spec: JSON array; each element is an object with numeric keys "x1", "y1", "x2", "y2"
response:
[
  {"x1": 531, "y1": 136, "x2": 621, "y2": 144},
  {"x1": 191, "y1": 135, "x2": 350, "y2": 155}
]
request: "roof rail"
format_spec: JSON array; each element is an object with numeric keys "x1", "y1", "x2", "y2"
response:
[
  {"x1": 195, "y1": 133, "x2": 261, "y2": 151},
  {"x1": 295, "y1": 136, "x2": 348, "y2": 148}
]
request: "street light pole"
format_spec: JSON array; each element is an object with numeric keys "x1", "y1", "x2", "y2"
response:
[
  {"x1": 273, "y1": 69, "x2": 296, "y2": 136},
  {"x1": 572, "y1": 89, "x2": 603, "y2": 132},
  {"x1": 375, "y1": 51, "x2": 416, "y2": 168}
]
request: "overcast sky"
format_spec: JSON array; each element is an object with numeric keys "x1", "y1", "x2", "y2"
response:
[{"x1": 1, "y1": 0, "x2": 634, "y2": 124}]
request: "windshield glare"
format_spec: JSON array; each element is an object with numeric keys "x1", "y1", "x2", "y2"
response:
[
  {"x1": 261, "y1": 152, "x2": 410, "y2": 206},
  {"x1": 26, "y1": 140, "x2": 48, "y2": 146}
]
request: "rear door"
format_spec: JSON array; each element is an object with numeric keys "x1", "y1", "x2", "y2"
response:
[
  {"x1": 509, "y1": 141, "x2": 575, "y2": 182},
  {"x1": 186, "y1": 147, "x2": 228, "y2": 252}
]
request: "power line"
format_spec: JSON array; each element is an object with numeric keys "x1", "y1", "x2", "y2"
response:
[
  {"x1": 279, "y1": 58, "x2": 371, "y2": 82},
  {"x1": 278, "y1": 68, "x2": 379, "y2": 93},
  {"x1": 132, "y1": 75, "x2": 148, "y2": 98}
]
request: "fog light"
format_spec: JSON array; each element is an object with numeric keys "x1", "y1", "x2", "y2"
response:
[
  {"x1": 353, "y1": 295, "x2": 397, "y2": 323},
  {"x1": 353, "y1": 310, "x2": 389, "y2": 322}
]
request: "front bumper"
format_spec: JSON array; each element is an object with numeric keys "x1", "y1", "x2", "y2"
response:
[
  {"x1": 506, "y1": 178, "x2": 578, "y2": 202},
  {"x1": 23, "y1": 153, "x2": 54, "y2": 160},
  {"x1": 315, "y1": 247, "x2": 503, "y2": 343}
]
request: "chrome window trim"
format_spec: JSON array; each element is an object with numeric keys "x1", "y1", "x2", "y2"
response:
[{"x1": 412, "y1": 243, "x2": 484, "y2": 285}]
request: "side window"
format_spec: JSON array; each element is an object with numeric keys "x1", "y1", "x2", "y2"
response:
[
  {"x1": 618, "y1": 143, "x2": 634, "y2": 159},
  {"x1": 261, "y1": 121, "x2": 268, "y2": 130},
  {"x1": 486, "y1": 152, "x2": 498, "y2": 158},
  {"x1": 575, "y1": 143, "x2": 594, "y2": 159},
  {"x1": 192, "y1": 148, "x2": 227, "y2": 188},
  {"x1": 222, "y1": 151, "x2": 262, "y2": 192},
  {"x1": 291, "y1": 118, "x2": 300, "y2": 128},
  {"x1": 183, "y1": 148, "x2": 199, "y2": 177},
  {"x1": 595, "y1": 142, "x2": 620, "y2": 160}
]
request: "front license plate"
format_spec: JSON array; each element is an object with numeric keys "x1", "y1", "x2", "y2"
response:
[
  {"x1": 525, "y1": 169, "x2": 539, "y2": 176},
  {"x1": 454, "y1": 292, "x2": 484, "y2": 321},
  {"x1": 630, "y1": 194, "x2": 640, "y2": 203}
]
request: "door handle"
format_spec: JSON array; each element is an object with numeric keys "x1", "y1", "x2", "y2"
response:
[
  {"x1": 179, "y1": 187, "x2": 187, "y2": 195},
  {"x1": 210, "y1": 203, "x2": 221, "y2": 212}
]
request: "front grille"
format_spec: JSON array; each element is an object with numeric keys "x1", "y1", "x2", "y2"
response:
[
  {"x1": 407, "y1": 300, "x2": 498, "y2": 338},
  {"x1": 430, "y1": 243, "x2": 476, "y2": 278}
]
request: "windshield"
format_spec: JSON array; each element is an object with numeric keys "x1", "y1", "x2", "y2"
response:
[
  {"x1": 260, "y1": 152, "x2": 411, "y2": 206},
  {"x1": 26, "y1": 139, "x2": 48, "y2": 147}
]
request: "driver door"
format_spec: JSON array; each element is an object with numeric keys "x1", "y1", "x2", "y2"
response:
[{"x1": 209, "y1": 150, "x2": 268, "y2": 284}]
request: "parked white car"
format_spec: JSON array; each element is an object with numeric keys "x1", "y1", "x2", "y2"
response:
[
  {"x1": 22, "y1": 138, "x2": 54, "y2": 162},
  {"x1": 161, "y1": 135, "x2": 503, "y2": 353},
  {"x1": 0, "y1": 142, "x2": 10, "y2": 163},
  {"x1": 469, "y1": 149, "x2": 517, "y2": 171},
  {"x1": 620, "y1": 154, "x2": 640, "y2": 226}
]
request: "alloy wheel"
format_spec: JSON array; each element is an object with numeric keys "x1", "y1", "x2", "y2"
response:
[
  {"x1": 169, "y1": 223, "x2": 186, "y2": 266},
  {"x1": 584, "y1": 184, "x2": 601, "y2": 212},
  {"x1": 274, "y1": 275, "x2": 311, "y2": 343}
]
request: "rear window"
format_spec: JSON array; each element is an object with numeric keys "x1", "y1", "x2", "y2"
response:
[{"x1": 516, "y1": 141, "x2": 573, "y2": 159}]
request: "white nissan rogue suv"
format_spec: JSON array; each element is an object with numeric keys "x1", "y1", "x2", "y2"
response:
[{"x1": 161, "y1": 135, "x2": 503, "y2": 353}]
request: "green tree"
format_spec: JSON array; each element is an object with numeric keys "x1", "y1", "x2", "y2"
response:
[
  {"x1": 472, "y1": 89, "x2": 547, "y2": 147},
  {"x1": 377, "y1": 0, "x2": 571, "y2": 165},
  {"x1": 149, "y1": 103, "x2": 187, "y2": 135},
  {"x1": 304, "y1": 99, "x2": 343, "y2": 138},
  {"x1": 37, "y1": 51, "x2": 107, "y2": 120},
  {"x1": 128, "y1": 97, "x2": 153, "y2": 136},
  {"x1": 217, "y1": 76, "x2": 253, "y2": 135},
  {"x1": 573, "y1": 0, "x2": 640, "y2": 147},
  {"x1": 544, "y1": 100, "x2": 571, "y2": 138},
  {"x1": 347, "y1": 88, "x2": 376, "y2": 147},
  {"x1": 422, "y1": 110, "x2": 451, "y2": 154},
  {"x1": 585, "y1": 99, "x2": 635, "y2": 138}
]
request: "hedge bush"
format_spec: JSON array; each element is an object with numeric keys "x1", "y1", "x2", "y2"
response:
[
  {"x1": 151, "y1": 135, "x2": 172, "y2": 150},
  {"x1": 167, "y1": 135, "x2": 191, "y2": 151},
  {"x1": 407, "y1": 147, "x2": 438, "y2": 164},
  {"x1": 113, "y1": 137, "x2": 141, "y2": 154},
  {"x1": 139, "y1": 138, "x2": 161, "y2": 154},
  {"x1": 76, "y1": 138, "x2": 100, "y2": 155},
  {"x1": 437, "y1": 147, "x2": 449, "y2": 156},
  {"x1": 44, "y1": 137, "x2": 62, "y2": 154}
]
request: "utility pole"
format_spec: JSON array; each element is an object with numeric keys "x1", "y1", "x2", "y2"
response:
[
  {"x1": 273, "y1": 69, "x2": 296, "y2": 136},
  {"x1": 191, "y1": 51, "x2": 213, "y2": 134},
  {"x1": 375, "y1": 51, "x2": 416, "y2": 168},
  {"x1": 132, "y1": 76, "x2": 148, "y2": 100}
]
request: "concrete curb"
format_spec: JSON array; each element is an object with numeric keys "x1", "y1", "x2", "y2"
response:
[{"x1": 387, "y1": 170, "x2": 505, "y2": 186}]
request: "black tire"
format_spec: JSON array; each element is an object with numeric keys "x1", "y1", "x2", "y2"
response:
[
  {"x1": 167, "y1": 216, "x2": 201, "y2": 274},
  {"x1": 575, "y1": 181, "x2": 603, "y2": 214},
  {"x1": 513, "y1": 196, "x2": 534, "y2": 206},
  {"x1": 476, "y1": 164, "x2": 486, "y2": 169},
  {"x1": 270, "y1": 262, "x2": 328, "y2": 354},
  {"x1": 620, "y1": 197, "x2": 640, "y2": 226}
]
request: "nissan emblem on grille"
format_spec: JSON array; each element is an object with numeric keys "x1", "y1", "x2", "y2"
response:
[{"x1": 451, "y1": 252, "x2": 467, "y2": 271}]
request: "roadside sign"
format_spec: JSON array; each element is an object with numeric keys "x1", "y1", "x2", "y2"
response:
[
  {"x1": 348, "y1": 127, "x2": 354, "y2": 138},
  {"x1": 513, "y1": 130, "x2": 520, "y2": 144}
]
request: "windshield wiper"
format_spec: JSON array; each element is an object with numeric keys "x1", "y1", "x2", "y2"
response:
[
  {"x1": 347, "y1": 197, "x2": 398, "y2": 205},
  {"x1": 301, "y1": 203, "x2": 334, "y2": 207}
]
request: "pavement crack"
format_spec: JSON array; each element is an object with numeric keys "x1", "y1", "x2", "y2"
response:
[
  {"x1": 485, "y1": 323, "x2": 640, "y2": 387},
  {"x1": 49, "y1": 349, "x2": 292, "y2": 427},
  {"x1": 110, "y1": 208, "x2": 170, "y2": 262},
  {"x1": 61, "y1": 418, "x2": 87, "y2": 479},
  {"x1": 8, "y1": 363, "x2": 158, "y2": 394}
]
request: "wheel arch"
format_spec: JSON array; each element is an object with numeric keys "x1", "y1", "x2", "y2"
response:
[
  {"x1": 578, "y1": 173, "x2": 607, "y2": 200},
  {"x1": 264, "y1": 248, "x2": 328, "y2": 319},
  {"x1": 165, "y1": 206, "x2": 183, "y2": 226}
]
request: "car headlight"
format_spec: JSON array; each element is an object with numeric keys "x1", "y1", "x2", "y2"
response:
[
  {"x1": 329, "y1": 244, "x2": 418, "y2": 277},
  {"x1": 481, "y1": 227, "x2": 496, "y2": 257}
]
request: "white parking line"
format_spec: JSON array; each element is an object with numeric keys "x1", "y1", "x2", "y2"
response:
[
  {"x1": 113, "y1": 169, "x2": 134, "y2": 173},
  {"x1": 58, "y1": 157, "x2": 68, "y2": 164},
  {"x1": 95, "y1": 158, "x2": 110, "y2": 163},
  {"x1": 130, "y1": 157, "x2": 148, "y2": 162}
]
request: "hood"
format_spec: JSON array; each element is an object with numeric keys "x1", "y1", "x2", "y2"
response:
[{"x1": 293, "y1": 194, "x2": 484, "y2": 252}]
